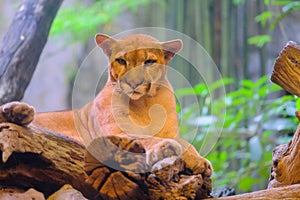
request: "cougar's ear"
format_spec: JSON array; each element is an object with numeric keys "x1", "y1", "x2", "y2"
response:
[
  {"x1": 161, "y1": 39, "x2": 182, "y2": 61},
  {"x1": 95, "y1": 33, "x2": 117, "y2": 57}
]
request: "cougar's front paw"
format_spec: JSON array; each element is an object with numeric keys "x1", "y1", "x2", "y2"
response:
[
  {"x1": 146, "y1": 139, "x2": 182, "y2": 167},
  {"x1": 86, "y1": 135, "x2": 148, "y2": 173},
  {"x1": 2, "y1": 101, "x2": 35, "y2": 126},
  {"x1": 182, "y1": 147, "x2": 213, "y2": 177}
]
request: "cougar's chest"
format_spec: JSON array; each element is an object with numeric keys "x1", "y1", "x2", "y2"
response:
[{"x1": 128, "y1": 99, "x2": 153, "y2": 126}]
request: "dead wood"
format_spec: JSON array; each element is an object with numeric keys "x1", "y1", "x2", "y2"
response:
[
  {"x1": 0, "y1": 122, "x2": 96, "y2": 198},
  {"x1": 269, "y1": 40, "x2": 300, "y2": 190},
  {"x1": 271, "y1": 41, "x2": 300, "y2": 97},
  {"x1": 85, "y1": 136, "x2": 211, "y2": 199},
  {"x1": 268, "y1": 124, "x2": 300, "y2": 188},
  {"x1": 0, "y1": 122, "x2": 211, "y2": 199},
  {"x1": 207, "y1": 184, "x2": 300, "y2": 200}
]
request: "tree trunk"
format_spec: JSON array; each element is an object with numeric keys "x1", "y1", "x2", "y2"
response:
[{"x1": 0, "y1": 0, "x2": 63, "y2": 104}]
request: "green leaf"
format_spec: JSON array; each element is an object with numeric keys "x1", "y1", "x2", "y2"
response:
[
  {"x1": 232, "y1": 0, "x2": 245, "y2": 5},
  {"x1": 270, "y1": 1, "x2": 300, "y2": 30},
  {"x1": 254, "y1": 76, "x2": 268, "y2": 87},
  {"x1": 255, "y1": 11, "x2": 273, "y2": 27},
  {"x1": 50, "y1": 0, "x2": 153, "y2": 43},
  {"x1": 241, "y1": 79, "x2": 254, "y2": 89},
  {"x1": 296, "y1": 98, "x2": 300, "y2": 110},
  {"x1": 238, "y1": 176, "x2": 257, "y2": 191},
  {"x1": 175, "y1": 88, "x2": 197, "y2": 98},
  {"x1": 248, "y1": 35, "x2": 272, "y2": 48},
  {"x1": 194, "y1": 83, "x2": 208, "y2": 96},
  {"x1": 271, "y1": 0, "x2": 293, "y2": 5},
  {"x1": 208, "y1": 78, "x2": 234, "y2": 93},
  {"x1": 282, "y1": 1, "x2": 300, "y2": 12}
]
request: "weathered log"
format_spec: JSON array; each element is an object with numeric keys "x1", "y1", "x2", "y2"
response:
[
  {"x1": 85, "y1": 135, "x2": 211, "y2": 199},
  {"x1": 0, "y1": 122, "x2": 96, "y2": 198},
  {"x1": 0, "y1": 122, "x2": 211, "y2": 199},
  {"x1": 0, "y1": 0, "x2": 63, "y2": 104},
  {"x1": 271, "y1": 41, "x2": 300, "y2": 97},
  {"x1": 269, "y1": 40, "x2": 300, "y2": 190},
  {"x1": 207, "y1": 184, "x2": 300, "y2": 200},
  {"x1": 268, "y1": 124, "x2": 300, "y2": 188}
]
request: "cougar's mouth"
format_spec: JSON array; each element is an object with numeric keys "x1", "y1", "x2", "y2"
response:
[{"x1": 119, "y1": 82, "x2": 151, "y2": 100}]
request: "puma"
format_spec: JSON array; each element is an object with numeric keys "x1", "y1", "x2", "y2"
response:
[{"x1": 0, "y1": 34, "x2": 212, "y2": 176}]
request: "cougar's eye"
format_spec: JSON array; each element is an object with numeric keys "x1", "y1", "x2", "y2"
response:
[
  {"x1": 144, "y1": 59, "x2": 157, "y2": 66},
  {"x1": 115, "y1": 58, "x2": 126, "y2": 65}
]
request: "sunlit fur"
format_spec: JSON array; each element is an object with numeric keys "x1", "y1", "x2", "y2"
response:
[{"x1": 31, "y1": 34, "x2": 212, "y2": 176}]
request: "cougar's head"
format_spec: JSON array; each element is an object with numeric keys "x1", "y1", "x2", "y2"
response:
[{"x1": 95, "y1": 33, "x2": 182, "y2": 100}]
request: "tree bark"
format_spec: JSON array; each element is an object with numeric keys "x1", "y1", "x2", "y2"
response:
[
  {"x1": 0, "y1": 122, "x2": 97, "y2": 198},
  {"x1": 85, "y1": 136, "x2": 211, "y2": 199},
  {"x1": 0, "y1": 122, "x2": 211, "y2": 199},
  {"x1": 207, "y1": 184, "x2": 300, "y2": 200},
  {"x1": 268, "y1": 124, "x2": 300, "y2": 189},
  {"x1": 0, "y1": 0, "x2": 63, "y2": 104},
  {"x1": 269, "y1": 42, "x2": 300, "y2": 189},
  {"x1": 271, "y1": 41, "x2": 300, "y2": 97}
]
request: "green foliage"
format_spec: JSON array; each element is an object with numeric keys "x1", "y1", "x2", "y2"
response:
[
  {"x1": 50, "y1": 0, "x2": 152, "y2": 43},
  {"x1": 255, "y1": 11, "x2": 273, "y2": 27},
  {"x1": 269, "y1": 1, "x2": 300, "y2": 30},
  {"x1": 248, "y1": 35, "x2": 272, "y2": 48},
  {"x1": 244, "y1": 0, "x2": 300, "y2": 47},
  {"x1": 176, "y1": 76, "x2": 297, "y2": 193},
  {"x1": 232, "y1": 0, "x2": 245, "y2": 5}
]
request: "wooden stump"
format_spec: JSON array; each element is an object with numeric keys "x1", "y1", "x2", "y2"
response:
[
  {"x1": 268, "y1": 124, "x2": 300, "y2": 189},
  {"x1": 271, "y1": 41, "x2": 300, "y2": 97},
  {"x1": 269, "y1": 41, "x2": 300, "y2": 189}
]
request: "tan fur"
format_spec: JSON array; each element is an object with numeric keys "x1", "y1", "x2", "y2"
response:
[
  {"x1": 29, "y1": 34, "x2": 212, "y2": 175},
  {"x1": 33, "y1": 34, "x2": 180, "y2": 141}
]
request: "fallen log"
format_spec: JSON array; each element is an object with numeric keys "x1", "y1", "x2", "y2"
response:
[
  {"x1": 0, "y1": 122, "x2": 96, "y2": 198},
  {"x1": 0, "y1": 122, "x2": 211, "y2": 199},
  {"x1": 207, "y1": 184, "x2": 300, "y2": 200},
  {"x1": 85, "y1": 136, "x2": 211, "y2": 199}
]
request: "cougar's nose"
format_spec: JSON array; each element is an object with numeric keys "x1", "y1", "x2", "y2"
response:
[{"x1": 126, "y1": 80, "x2": 143, "y2": 89}]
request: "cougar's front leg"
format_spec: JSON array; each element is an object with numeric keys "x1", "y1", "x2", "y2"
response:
[
  {"x1": 176, "y1": 137, "x2": 213, "y2": 176},
  {"x1": 0, "y1": 101, "x2": 35, "y2": 126}
]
